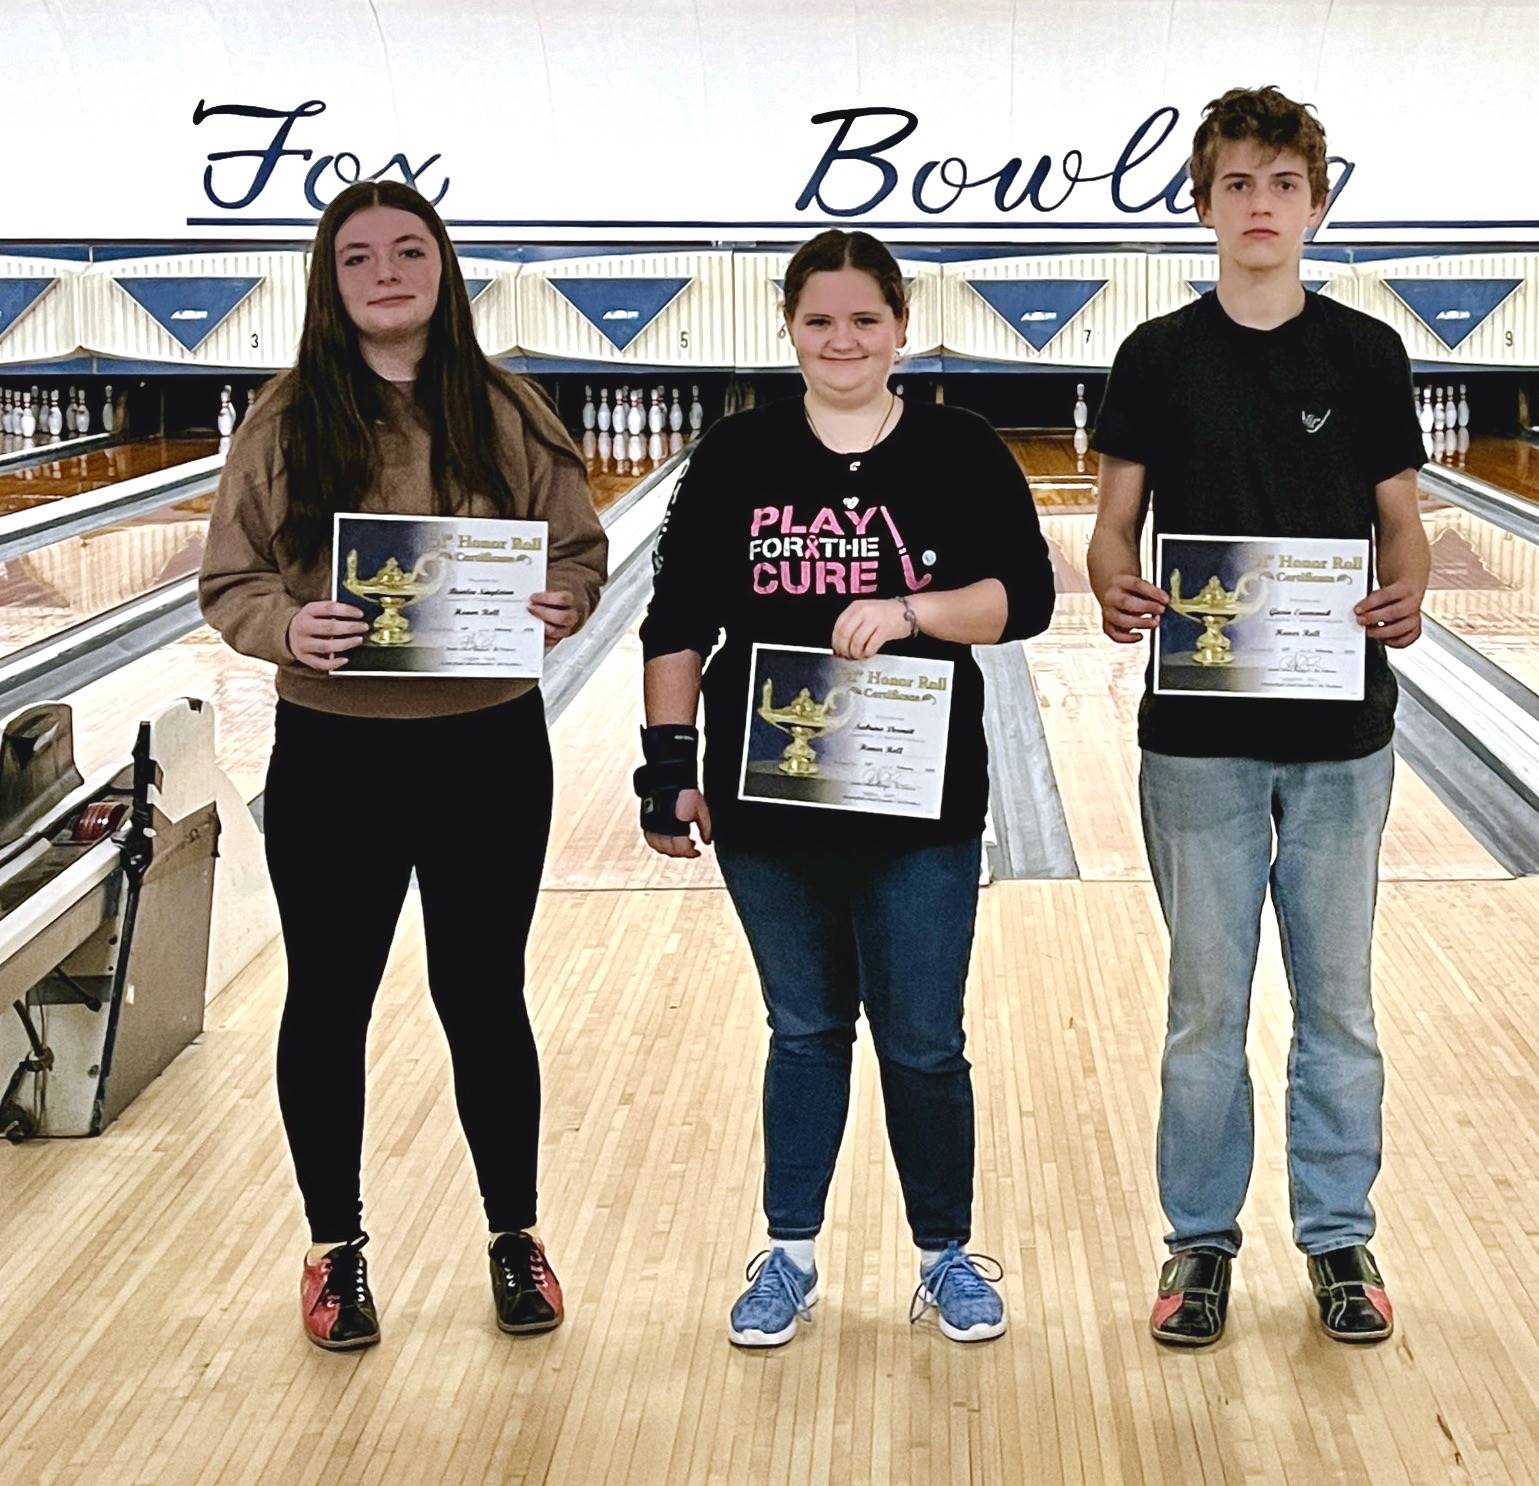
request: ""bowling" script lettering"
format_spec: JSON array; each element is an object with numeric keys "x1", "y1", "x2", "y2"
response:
[
  {"x1": 192, "y1": 99, "x2": 450, "y2": 212},
  {"x1": 796, "y1": 105, "x2": 1356, "y2": 221}
]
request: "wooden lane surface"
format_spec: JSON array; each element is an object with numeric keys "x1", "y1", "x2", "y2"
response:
[
  {"x1": 0, "y1": 497, "x2": 212, "y2": 655},
  {"x1": 1419, "y1": 492, "x2": 1539, "y2": 696},
  {"x1": 0, "y1": 437, "x2": 218, "y2": 514},
  {"x1": 583, "y1": 433, "x2": 695, "y2": 514},
  {"x1": 1426, "y1": 432, "x2": 1539, "y2": 506},
  {"x1": 2, "y1": 874, "x2": 1537, "y2": 1484},
  {"x1": 1002, "y1": 431, "x2": 1099, "y2": 511},
  {"x1": 1032, "y1": 511, "x2": 1507, "y2": 882}
]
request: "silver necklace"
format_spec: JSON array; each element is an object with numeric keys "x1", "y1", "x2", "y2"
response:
[{"x1": 803, "y1": 392, "x2": 896, "y2": 475}]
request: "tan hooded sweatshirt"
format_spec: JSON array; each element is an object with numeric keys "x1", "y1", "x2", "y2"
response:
[{"x1": 198, "y1": 372, "x2": 608, "y2": 719}]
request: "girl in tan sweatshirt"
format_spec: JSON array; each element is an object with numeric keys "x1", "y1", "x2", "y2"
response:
[{"x1": 199, "y1": 180, "x2": 606, "y2": 1352}]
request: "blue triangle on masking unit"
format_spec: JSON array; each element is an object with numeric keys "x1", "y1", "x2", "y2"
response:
[
  {"x1": 464, "y1": 276, "x2": 495, "y2": 304},
  {"x1": 114, "y1": 276, "x2": 265, "y2": 352},
  {"x1": 547, "y1": 277, "x2": 695, "y2": 350},
  {"x1": 1382, "y1": 278, "x2": 1524, "y2": 350},
  {"x1": 965, "y1": 279, "x2": 1107, "y2": 351},
  {"x1": 0, "y1": 279, "x2": 58, "y2": 343}
]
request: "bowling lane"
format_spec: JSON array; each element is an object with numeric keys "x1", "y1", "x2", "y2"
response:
[
  {"x1": 1426, "y1": 432, "x2": 1539, "y2": 506},
  {"x1": 0, "y1": 437, "x2": 219, "y2": 515},
  {"x1": 1418, "y1": 490, "x2": 1539, "y2": 695},
  {"x1": 1004, "y1": 431, "x2": 1098, "y2": 510},
  {"x1": 582, "y1": 433, "x2": 696, "y2": 514},
  {"x1": 0, "y1": 496, "x2": 211, "y2": 656}
]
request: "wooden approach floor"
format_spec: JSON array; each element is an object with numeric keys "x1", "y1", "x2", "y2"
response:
[
  {"x1": 5, "y1": 640, "x2": 1539, "y2": 1485},
  {"x1": 3, "y1": 441, "x2": 1538, "y2": 1484}
]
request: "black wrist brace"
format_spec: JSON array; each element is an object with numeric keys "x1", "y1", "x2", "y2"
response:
[{"x1": 633, "y1": 724, "x2": 700, "y2": 836}]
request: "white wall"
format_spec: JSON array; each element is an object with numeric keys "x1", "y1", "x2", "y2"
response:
[{"x1": 2, "y1": 1, "x2": 1534, "y2": 245}]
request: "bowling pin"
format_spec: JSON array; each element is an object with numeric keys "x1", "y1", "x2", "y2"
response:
[
  {"x1": 647, "y1": 389, "x2": 664, "y2": 434},
  {"x1": 1418, "y1": 387, "x2": 1433, "y2": 434},
  {"x1": 581, "y1": 384, "x2": 596, "y2": 430},
  {"x1": 626, "y1": 391, "x2": 642, "y2": 436},
  {"x1": 102, "y1": 385, "x2": 115, "y2": 434},
  {"x1": 1433, "y1": 387, "x2": 1446, "y2": 432},
  {"x1": 1457, "y1": 384, "x2": 1470, "y2": 429},
  {"x1": 217, "y1": 389, "x2": 236, "y2": 437},
  {"x1": 1444, "y1": 386, "x2": 1455, "y2": 430},
  {"x1": 1073, "y1": 382, "x2": 1089, "y2": 430},
  {"x1": 597, "y1": 388, "x2": 611, "y2": 432},
  {"x1": 20, "y1": 393, "x2": 36, "y2": 438},
  {"x1": 895, "y1": 382, "x2": 905, "y2": 399},
  {"x1": 47, "y1": 390, "x2": 62, "y2": 437},
  {"x1": 65, "y1": 386, "x2": 77, "y2": 434},
  {"x1": 688, "y1": 385, "x2": 704, "y2": 432},
  {"x1": 2, "y1": 391, "x2": 11, "y2": 434},
  {"x1": 668, "y1": 388, "x2": 683, "y2": 432},
  {"x1": 76, "y1": 391, "x2": 90, "y2": 435}
]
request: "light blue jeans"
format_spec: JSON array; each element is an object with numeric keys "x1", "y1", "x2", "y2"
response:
[{"x1": 1139, "y1": 745, "x2": 1394, "y2": 1257}]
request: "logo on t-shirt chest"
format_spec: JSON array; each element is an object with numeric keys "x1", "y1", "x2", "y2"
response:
[{"x1": 746, "y1": 503, "x2": 936, "y2": 597}]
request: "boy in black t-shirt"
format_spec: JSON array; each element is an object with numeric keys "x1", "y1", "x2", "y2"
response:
[{"x1": 1088, "y1": 86, "x2": 1429, "y2": 1348}]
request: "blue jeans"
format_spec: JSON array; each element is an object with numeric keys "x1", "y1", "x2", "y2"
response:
[
  {"x1": 1140, "y1": 746, "x2": 1394, "y2": 1257},
  {"x1": 715, "y1": 836, "x2": 982, "y2": 1250}
]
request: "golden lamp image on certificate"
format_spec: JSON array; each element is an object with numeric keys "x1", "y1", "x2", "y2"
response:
[
  {"x1": 738, "y1": 644, "x2": 953, "y2": 820},
  {"x1": 330, "y1": 513, "x2": 547, "y2": 678},
  {"x1": 1153, "y1": 534, "x2": 1370, "y2": 700}
]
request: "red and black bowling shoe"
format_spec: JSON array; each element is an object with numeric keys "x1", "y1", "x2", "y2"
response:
[
  {"x1": 1307, "y1": 1244, "x2": 1394, "y2": 1342},
  {"x1": 490, "y1": 1231, "x2": 564, "y2": 1335},
  {"x1": 300, "y1": 1233, "x2": 380, "y2": 1352},
  {"x1": 1150, "y1": 1247, "x2": 1232, "y2": 1347}
]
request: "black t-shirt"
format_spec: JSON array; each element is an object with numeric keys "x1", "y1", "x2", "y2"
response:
[
  {"x1": 1093, "y1": 290, "x2": 1427, "y2": 762},
  {"x1": 640, "y1": 396, "x2": 1056, "y2": 848}
]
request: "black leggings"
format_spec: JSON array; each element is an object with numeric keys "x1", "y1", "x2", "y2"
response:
[{"x1": 263, "y1": 691, "x2": 553, "y2": 1242}]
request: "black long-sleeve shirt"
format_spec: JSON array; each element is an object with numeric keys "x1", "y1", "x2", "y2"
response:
[{"x1": 640, "y1": 395, "x2": 1055, "y2": 848}]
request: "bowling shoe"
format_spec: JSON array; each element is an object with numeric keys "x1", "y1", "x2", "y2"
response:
[
  {"x1": 490, "y1": 1231, "x2": 564, "y2": 1334},
  {"x1": 300, "y1": 1233, "x2": 380, "y2": 1351},
  {"x1": 1307, "y1": 1244, "x2": 1394, "y2": 1342}
]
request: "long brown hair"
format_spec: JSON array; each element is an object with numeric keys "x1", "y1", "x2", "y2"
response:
[{"x1": 278, "y1": 181, "x2": 544, "y2": 565}]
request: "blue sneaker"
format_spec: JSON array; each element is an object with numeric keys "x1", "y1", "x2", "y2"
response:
[
  {"x1": 728, "y1": 1248, "x2": 819, "y2": 1347},
  {"x1": 911, "y1": 1244, "x2": 1007, "y2": 1342}
]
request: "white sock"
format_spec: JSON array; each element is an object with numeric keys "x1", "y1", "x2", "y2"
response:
[
  {"x1": 773, "y1": 1238, "x2": 816, "y2": 1274},
  {"x1": 919, "y1": 1247, "x2": 946, "y2": 1276}
]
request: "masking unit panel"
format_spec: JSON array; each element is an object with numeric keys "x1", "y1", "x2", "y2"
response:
[
  {"x1": 81, "y1": 251, "x2": 309, "y2": 369},
  {"x1": 460, "y1": 258, "x2": 521, "y2": 360},
  {"x1": 515, "y1": 251, "x2": 733, "y2": 368},
  {"x1": 1354, "y1": 253, "x2": 1537, "y2": 366},
  {"x1": 939, "y1": 253, "x2": 1147, "y2": 368},
  {"x1": 0, "y1": 257, "x2": 83, "y2": 367}
]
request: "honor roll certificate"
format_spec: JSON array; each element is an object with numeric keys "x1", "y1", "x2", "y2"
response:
[
  {"x1": 738, "y1": 644, "x2": 953, "y2": 819},
  {"x1": 331, "y1": 513, "x2": 548, "y2": 678},
  {"x1": 1153, "y1": 534, "x2": 1370, "y2": 700}
]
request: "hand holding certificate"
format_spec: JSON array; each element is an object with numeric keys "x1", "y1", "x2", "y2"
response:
[
  {"x1": 738, "y1": 644, "x2": 953, "y2": 819},
  {"x1": 330, "y1": 513, "x2": 548, "y2": 678},
  {"x1": 1153, "y1": 534, "x2": 1370, "y2": 700}
]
